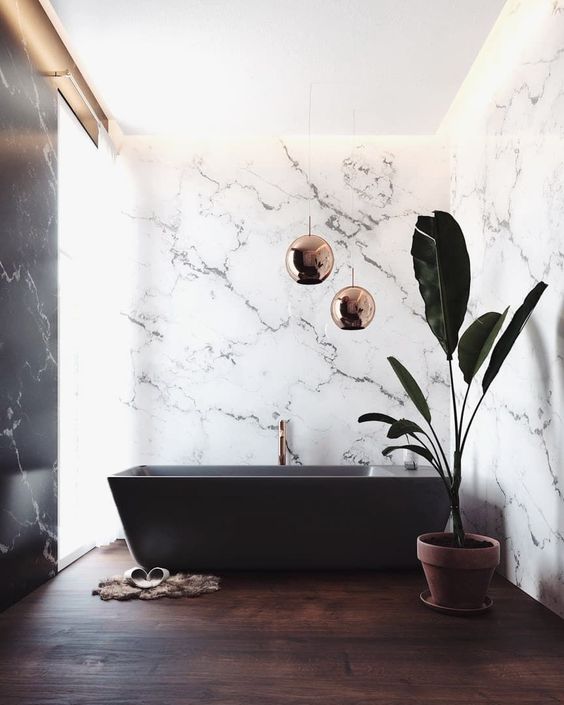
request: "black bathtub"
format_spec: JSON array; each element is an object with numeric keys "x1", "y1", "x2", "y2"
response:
[{"x1": 108, "y1": 465, "x2": 449, "y2": 571}]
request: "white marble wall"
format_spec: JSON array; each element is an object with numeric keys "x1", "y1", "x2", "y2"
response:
[
  {"x1": 450, "y1": 0, "x2": 564, "y2": 616},
  {"x1": 117, "y1": 137, "x2": 450, "y2": 467}
]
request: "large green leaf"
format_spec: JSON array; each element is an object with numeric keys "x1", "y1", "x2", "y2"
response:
[
  {"x1": 482, "y1": 282, "x2": 547, "y2": 393},
  {"x1": 382, "y1": 444, "x2": 435, "y2": 465},
  {"x1": 387, "y1": 419, "x2": 425, "y2": 439},
  {"x1": 411, "y1": 211, "x2": 471, "y2": 359},
  {"x1": 387, "y1": 356, "x2": 431, "y2": 423},
  {"x1": 458, "y1": 309, "x2": 508, "y2": 384},
  {"x1": 358, "y1": 413, "x2": 397, "y2": 425}
]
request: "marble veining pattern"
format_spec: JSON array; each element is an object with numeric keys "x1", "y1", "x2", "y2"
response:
[
  {"x1": 0, "y1": 8, "x2": 58, "y2": 610},
  {"x1": 451, "y1": 0, "x2": 564, "y2": 617},
  {"x1": 117, "y1": 137, "x2": 450, "y2": 468}
]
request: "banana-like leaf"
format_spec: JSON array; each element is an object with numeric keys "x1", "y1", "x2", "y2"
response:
[
  {"x1": 458, "y1": 309, "x2": 508, "y2": 384},
  {"x1": 358, "y1": 413, "x2": 397, "y2": 425},
  {"x1": 482, "y1": 282, "x2": 547, "y2": 393},
  {"x1": 387, "y1": 419, "x2": 425, "y2": 439},
  {"x1": 388, "y1": 356, "x2": 431, "y2": 423},
  {"x1": 411, "y1": 211, "x2": 471, "y2": 359},
  {"x1": 382, "y1": 444, "x2": 435, "y2": 465}
]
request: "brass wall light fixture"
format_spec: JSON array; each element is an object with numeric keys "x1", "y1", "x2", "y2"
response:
[
  {"x1": 46, "y1": 70, "x2": 104, "y2": 145},
  {"x1": 0, "y1": 0, "x2": 109, "y2": 147},
  {"x1": 285, "y1": 84, "x2": 334, "y2": 285},
  {"x1": 331, "y1": 267, "x2": 375, "y2": 330}
]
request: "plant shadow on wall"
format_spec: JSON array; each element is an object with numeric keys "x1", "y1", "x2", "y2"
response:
[
  {"x1": 359, "y1": 211, "x2": 547, "y2": 612},
  {"x1": 532, "y1": 302, "x2": 564, "y2": 612}
]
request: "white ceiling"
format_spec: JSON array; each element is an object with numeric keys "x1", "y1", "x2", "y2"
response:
[{"x1": 50, "y1": 0, "x2": 506, "y2": 136}]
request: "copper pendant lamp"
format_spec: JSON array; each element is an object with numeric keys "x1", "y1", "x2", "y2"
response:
[
  {"x1": 286, "y1": 84, "x2": 334, "y2": 285},
  {"x1": 331, "y1": 268, "x2": 375, "y2": 330},
  {"x1": 330, "y1": 111, "x2": 375, "y2": 330},
  {"x1": 286, "y1": 216, "x2": 334, "y2": 285}
]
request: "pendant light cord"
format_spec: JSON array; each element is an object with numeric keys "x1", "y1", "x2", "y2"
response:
[
  {"x1": 350, "y1": 109, "x2": 356, "y2": 284},
  {"x1": 308, "y1": 83, "x2": 313, "y2": 235}
]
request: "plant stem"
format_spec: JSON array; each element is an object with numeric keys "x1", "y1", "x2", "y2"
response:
[
  {"x1": 410, "y1": 432, "x2": 451, "y2": 493},
  {"x1": 433, "y1": 463, "x2": 453, "y2": 495},
  {"x1": 458, "y1": 383, "x2": 472, "y2": 440},
  {"x1": 410, "y1": 432, "x2": 447, "y2": 482},
  {"x1": 420, "y1": 430, "x2": 448, "y2": 477},
  {"x1": 460, "y1": 391, "x2": 486, "y2": 454},
  {"x1": 427, "y1": 422, "x2": 452, "y2": 482},
  {"x1": 451, "y1": 499, "x2": 465, "y2": 548},
  {"x1": 447, "y1": 360, "x2": 467, "y2": 546},
  {"x1": 448, "y1": 359, "x2": 460, "y2": 451},
  {"x1": 407, "y1": 432, "x2": 435, "y2": 464},
  {"x1": 451, "y1": 450, "x2": 465, "y2": 547},
  {"x1": 402, "y1": 430, "x2": 451, "y2": 495}
]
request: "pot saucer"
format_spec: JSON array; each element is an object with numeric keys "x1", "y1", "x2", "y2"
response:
[{"x1": 420, "y1": 590, "x2": 493, "y2": 616}]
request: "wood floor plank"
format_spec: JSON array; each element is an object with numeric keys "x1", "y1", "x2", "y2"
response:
[{"x1": 0, "y1": 541, "x2": 563, "y2": 704}]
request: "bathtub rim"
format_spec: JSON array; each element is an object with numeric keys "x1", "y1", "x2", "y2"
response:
[{"x1": 110, "y1": 464, "x2": 439, "y2": 479}]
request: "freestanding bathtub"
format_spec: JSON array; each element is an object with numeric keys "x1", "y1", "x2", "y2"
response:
[{"x1": 108, "y1": 465, "x2": 449, "y2": 571}]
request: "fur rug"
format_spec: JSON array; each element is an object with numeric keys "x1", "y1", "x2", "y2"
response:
[{"x1": 93, "y1": 573, "x2": 220, "y2": 601}]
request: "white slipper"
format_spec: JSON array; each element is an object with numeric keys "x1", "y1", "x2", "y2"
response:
[{"x1": 124, "y1": 566, "x2": 170, "y2": 589}]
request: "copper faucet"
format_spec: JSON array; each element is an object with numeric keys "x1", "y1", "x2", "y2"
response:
[{"x1": 278, "y1": 419, "x2": 288, "y2": 466}]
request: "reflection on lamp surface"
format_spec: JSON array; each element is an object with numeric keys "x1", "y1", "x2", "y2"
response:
[
  {"x1": 330, "y1": 279, "x2": 375, "y2": 330},
  {"x1": 286, "y1": 233, "x2": 334, "y2": 285}
]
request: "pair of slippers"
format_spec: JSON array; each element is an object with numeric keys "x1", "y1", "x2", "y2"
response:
[{"x1": 124, "y1": 566, "x2": 170, "y2": 589}]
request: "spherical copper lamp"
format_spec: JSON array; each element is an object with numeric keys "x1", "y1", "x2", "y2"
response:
[
  {"x1": 286, "y1": 218, "x2": 334, "y2": 285},
  {"x1": 330, "y1": 269, "x2": 375, "y2": 330}
]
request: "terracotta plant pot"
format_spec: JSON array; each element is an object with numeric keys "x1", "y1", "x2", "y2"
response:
[{"x1": 417, "y1": 532, "x2": 500, "y2": 610}]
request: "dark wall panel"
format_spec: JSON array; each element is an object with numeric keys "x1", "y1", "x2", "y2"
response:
[{"x1": 0, "y1": 11, "x2": 58, "y2": 611}]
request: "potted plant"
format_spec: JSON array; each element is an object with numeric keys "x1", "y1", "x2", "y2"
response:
[{"x1": 359, "y1": 211, "x2": 547, "y2": 613}]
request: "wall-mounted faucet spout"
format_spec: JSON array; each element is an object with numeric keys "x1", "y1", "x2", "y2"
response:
[{"x1": 278, "y1": 419, "x2": 288, "y2": 466}]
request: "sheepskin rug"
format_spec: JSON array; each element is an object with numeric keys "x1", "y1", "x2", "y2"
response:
[{"x1": 93, "y1": 573, "x2": 220, "y2": 601}]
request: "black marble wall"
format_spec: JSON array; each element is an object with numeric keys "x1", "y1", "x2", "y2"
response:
[{"x1": 0, "y1": 13, "x2": 58, "y2": 611}]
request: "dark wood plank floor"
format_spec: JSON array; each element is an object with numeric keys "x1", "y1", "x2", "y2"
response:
[{"x1": 0, "y1": 541, "x2": 563, "y2": 705}]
